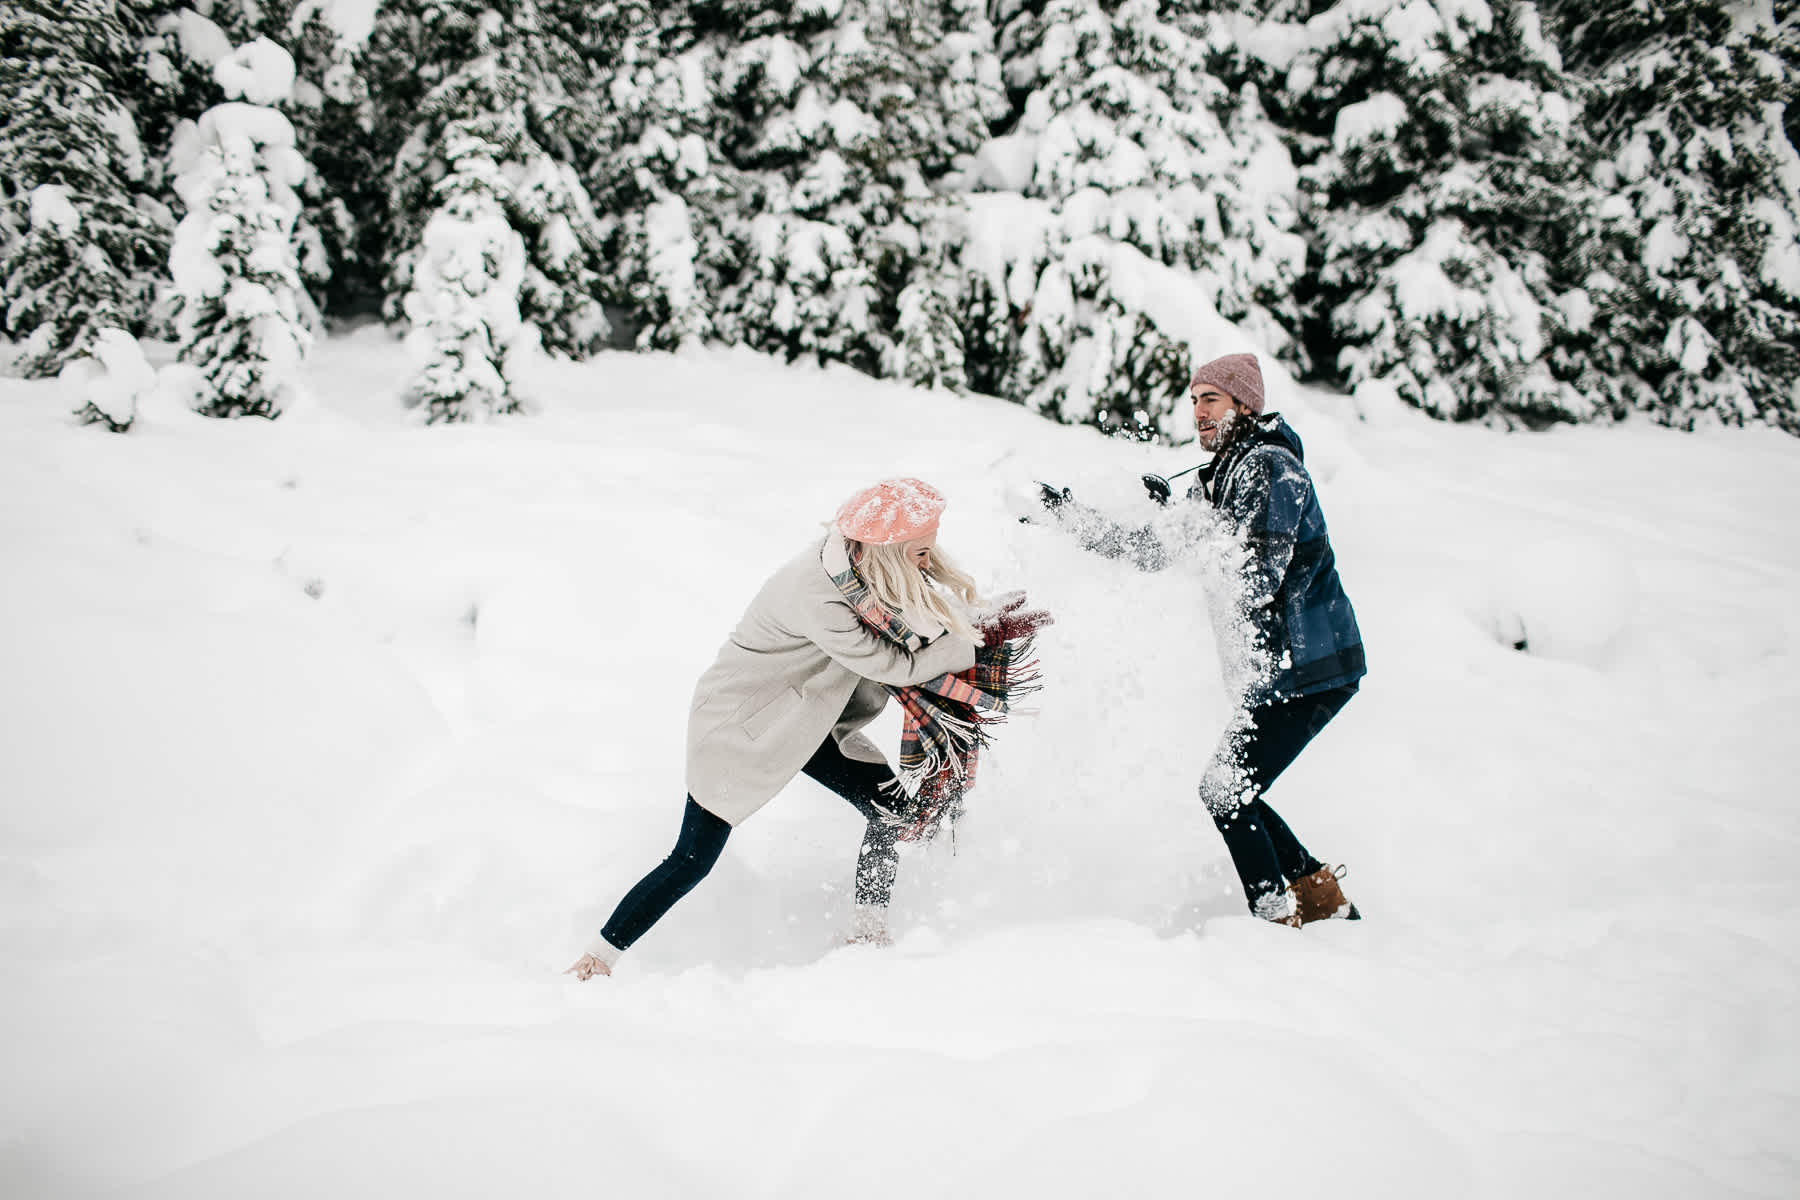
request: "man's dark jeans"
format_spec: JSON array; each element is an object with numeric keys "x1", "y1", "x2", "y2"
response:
[{"x1": 1201, "y1": 685, "x2": 1357, "y2": 909}]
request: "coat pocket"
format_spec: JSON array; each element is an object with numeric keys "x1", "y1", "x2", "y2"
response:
[{"x1": 740, "y1": 683, "x2": 802, "y2": 741}]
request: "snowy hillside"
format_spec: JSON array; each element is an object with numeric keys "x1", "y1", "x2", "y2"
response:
[{"x1": 2, "y1": 334, "x2": 1797, "y2": 1197}]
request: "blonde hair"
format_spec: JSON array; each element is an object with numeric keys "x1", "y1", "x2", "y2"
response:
[{"x1": 850, "y1": 539, "x2": 982, "y2": 643}]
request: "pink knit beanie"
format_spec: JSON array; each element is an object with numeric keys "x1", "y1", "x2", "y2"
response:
[
  {"x1": 834, "y1": 477, "x2": 947, "y2": 545},
  {"x1": 1189, "y1": 353, "x2": 1266, "y2": 414}
]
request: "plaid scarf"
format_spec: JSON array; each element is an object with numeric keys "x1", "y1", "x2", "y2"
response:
[{"x1": 823, "y1": 536, "x2": 1041, "y2": 840}]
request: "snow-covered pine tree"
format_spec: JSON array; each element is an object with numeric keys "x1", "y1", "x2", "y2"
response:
[
  {"x1": 120, "y1": 0, "x2": 231, "y2": 191},
  {"x1": 972, "y1": 228, "x2": 1195, "y2": 437},
  {"x1": 67, "y1": 326, "x2": 159, "y2": 431},
  {"x1": 183, "y1": 3, "x2": 334, "y2": 326},
  {"x1": 202, "y1": 0, "x2": 300, "y2": 48},
  {"x1": 592, "y1": 0, "x2": 992, "y2": 375},
  {"x1": 169, "y1": 38, "x2": 314, "y2": 418},
  {"x1": 1251, "y1": 0, "x2": 1589, "y2": 424},
  {"x1": 895, "y1": 0, "x2": 1010, "y2": 391},
  {"x1": 583, "y1": 3, "x2": 724, "y2": 351},
  {"x1": 0, "y1": 0, "x2": 168, "y2": 376},
  {"x1": 286, "y1": 6, "x2": 385, "y2": 317},
  {"x1": 887, "y1": 235, "x2": 968, "y2": 389},
  {"x1": 1780, "y1": 0, "x2": 1800, "y2": 156},
  {"x1": 401, "y1": 130, "x2": 536, "y2": 422},
  {"x1": 1006, "y1": 0, "x2": 1303, "y2": 317},
  {"x1": 1549, "y1": 0, "x2": 1800, "y2": 432},
  {"x1": 964, "y1": 0, "x2": 1288, "y2": 438},
  {"x1": 360, "y1": 0, "x2": 530, "y2": 319},
  {"x1": 371, "y1": 0, "x2": 609, "y2": 358}
]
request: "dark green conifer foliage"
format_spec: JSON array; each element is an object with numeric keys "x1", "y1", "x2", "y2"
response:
[
  {"x1": 1549, "y1": 0, "x2": 1800, "y2": 431},
  {"x1": 210, "y1": 0, "x2": 301, "y2": 46},
  {"x1": 0, "y1": 0, "x2": 169, "y2": 376},
  {"x1": 1255, "y1": 0, "x2": 1589, "y2": 423},
  {"x1": 973, "y1": 0, "x2": 1286, "y2": 439},
  {"x1": 588, "y1": 1, "x2": 991, "y2": 374},
  {"x1": 581, "y1": 3, "x2": 728, "y2": 349},
  {"x1": 370, "y1": 0, "x2": 610, "y2": 357},
  {"x1": 288, "y1": 9, "x2": 386, "y2": 317},
  {"x1": 119, "y1": 0, "x2": 226, "y2": 191}
]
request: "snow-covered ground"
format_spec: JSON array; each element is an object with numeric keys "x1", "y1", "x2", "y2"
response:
[{"x1": 3, "y1": 330, "x2": 1797, "y2": 1198}]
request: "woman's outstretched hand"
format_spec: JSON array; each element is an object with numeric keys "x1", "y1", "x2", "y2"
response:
[
  {"x1": 564, "y1": 954, "x2": 611, "y2": 981},
  {"x1": 976, "y1": 592, "x2": 1054, "y2": 647}
]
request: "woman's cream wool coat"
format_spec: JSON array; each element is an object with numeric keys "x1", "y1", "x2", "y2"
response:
[{"x1": 686, "y1": 534, "x2": 977, "y2": 825}]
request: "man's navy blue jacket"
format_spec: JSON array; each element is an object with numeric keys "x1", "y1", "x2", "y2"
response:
[
  {"x1": 1061, "y1": 412, "x2": 1366, "y2": 705},
  {"x1": 1196, "y1": 414, "x2": 1365, "y2": 702}
]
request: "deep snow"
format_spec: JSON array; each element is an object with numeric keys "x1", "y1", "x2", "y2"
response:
[{"x1": 2, "y1": 330, "x2": 1797, "y2": 1197}]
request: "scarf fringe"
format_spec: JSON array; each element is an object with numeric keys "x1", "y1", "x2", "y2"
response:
[
  {"x1": 884, "y1": 633, "x2": 1045, "y2": 800},
  {"x1": 823, "y1": 538, "x2": 1044, "y2": 840}
]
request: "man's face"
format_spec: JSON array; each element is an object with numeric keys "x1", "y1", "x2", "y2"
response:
[{"x1": 1191, "y1": 384, "x2": 1241, "y2": 450}]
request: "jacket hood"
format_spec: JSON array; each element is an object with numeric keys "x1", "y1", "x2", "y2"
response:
[{"x1": 1245, "y1": 412, "x2": 1303, "y2": 462}]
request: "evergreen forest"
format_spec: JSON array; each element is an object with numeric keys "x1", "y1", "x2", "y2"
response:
[{"x1": 6, "y1": 0, "x2": 1799, "y2": 438}]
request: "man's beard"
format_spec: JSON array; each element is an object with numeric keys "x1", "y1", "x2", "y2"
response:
[{"x1": 1200, "y1": 410, "x2": 1236, "y2": 447}]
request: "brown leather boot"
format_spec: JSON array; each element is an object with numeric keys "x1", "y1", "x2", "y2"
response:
[{"x1": 1289, "y1": 865, "x2": 1361, "y2": 924}]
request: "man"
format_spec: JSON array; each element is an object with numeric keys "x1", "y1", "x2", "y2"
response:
[{"x1": 1039, "y1": 353, "x2": 1366, "y2": 926}]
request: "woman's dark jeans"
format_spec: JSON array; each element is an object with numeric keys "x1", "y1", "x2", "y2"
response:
[
  {"x1": 599, "y1": 739, "x2": 902, "y2": 952},
  {"x1": 1200, "y1": 685, "x2": 1356, "y2": 910}
]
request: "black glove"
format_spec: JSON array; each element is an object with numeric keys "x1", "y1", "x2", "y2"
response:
[
  {"x1": 1142, "y1": 474, "x2": 1172, "y2": 505},
  {"x1": 1037, "y1": 482, "x2": 1072, "y2": 511}
]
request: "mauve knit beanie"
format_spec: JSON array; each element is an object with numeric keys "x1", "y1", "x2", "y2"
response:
[{"x1": 1189, "y1": 353, "x2": 1265, "y2": 414}]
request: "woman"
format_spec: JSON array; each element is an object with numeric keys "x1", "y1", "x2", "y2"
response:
[
  {"x1": 567, "y1": 478, "x2": 1050, "y2": 979},
  {"x1": 1038, "y1": 353, "x2": 1365, "y2": 927}
]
